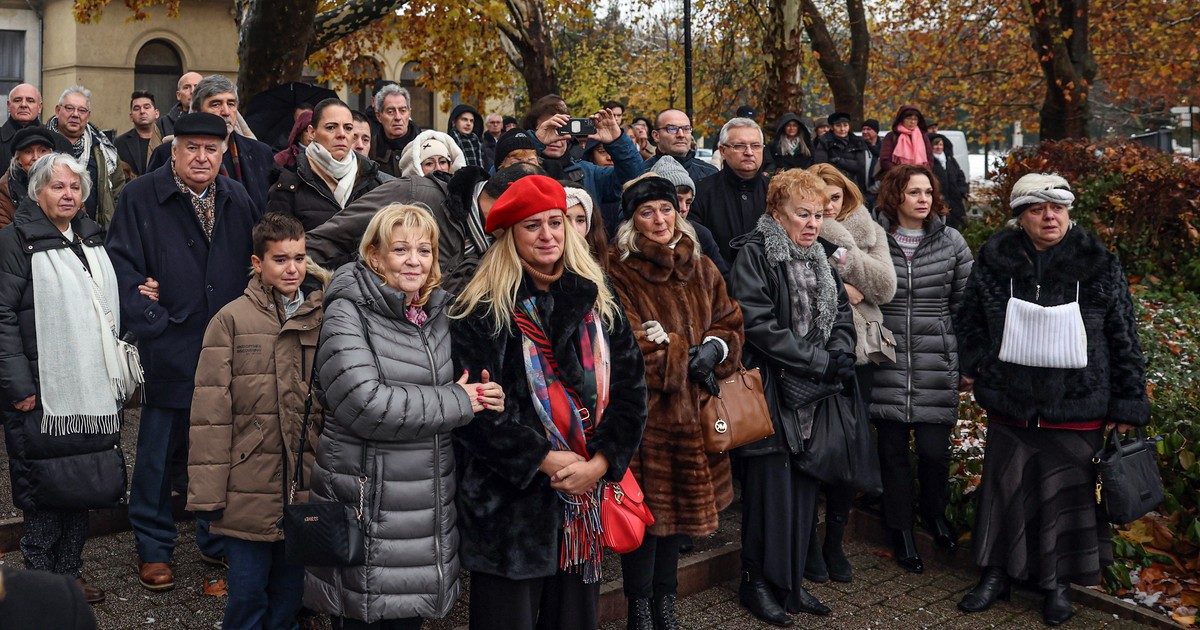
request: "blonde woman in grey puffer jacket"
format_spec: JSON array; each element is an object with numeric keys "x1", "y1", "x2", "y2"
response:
[{"x1": 304, "y1": 205, "x2": 503, "y2": 628}]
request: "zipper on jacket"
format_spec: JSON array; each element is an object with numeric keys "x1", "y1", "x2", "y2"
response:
[
  {"x1": 905, "y1": 258, "x2": 914, "y2": 421},
  {"x1": 417, "y1": 326, "x2": 447, "y2": 614}
]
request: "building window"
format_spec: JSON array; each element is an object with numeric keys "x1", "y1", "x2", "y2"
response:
[
  {"x1": 134, "y1": 40, "x2": 183, "y2": 114},
  {"x1": 0, "y1": 30, "x2": 25, "y2": 95},
  {"x1": 400, "y1": 62, "x2": 434, "y2": 130},
  {"x1": 349, "y1": 57, "x2": 382, "y2": 114}
]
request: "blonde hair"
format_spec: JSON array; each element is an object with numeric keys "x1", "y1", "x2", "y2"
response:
[
  {"x1": 613, "y1": 212, "x2": 700, "y2": 261},
  {"x1": 766, "y1": 168, "x2": 829, "y2": 219},
  {"x1": 359, "y1": 203, "x2": 442, "y2": 307},
  {"x1": 450, "y1": 214, "x2": 619, "y2": 333},
  {"x1": 808, "y1": 163, "x2": 864, "y2": 221}
]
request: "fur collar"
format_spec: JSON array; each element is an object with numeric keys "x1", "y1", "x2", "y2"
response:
[
  {"x1": 754, "y1": 214, "x2": 838, "y2": 341},
  {"x1": 979, "y1": 225, "x2": 1111, "y2": 284},
  {"x1": 621, "y1": 234, "x2": 698, "y2": 283}
]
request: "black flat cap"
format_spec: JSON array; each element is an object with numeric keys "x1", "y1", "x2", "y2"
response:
[
  {"x1": 828, "y1": 112, "x2": 852, "y2": 125},
  {"x1": 12, "y1": 127, "x2": 63, "y2": 153},
  {"x1": 173, "y1": 112, "x2": 228, "y2": 139}
]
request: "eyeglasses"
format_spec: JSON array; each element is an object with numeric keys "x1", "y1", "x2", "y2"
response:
[
  {"x1": 722, "y1": 142, "x2": 764, "y2": 153},
  {"x1": 656, "y1": 125, "x2": 692, "y2": 135},
  {"x1": 60, "y1": 105, "x2": 90, "y2": 115}
]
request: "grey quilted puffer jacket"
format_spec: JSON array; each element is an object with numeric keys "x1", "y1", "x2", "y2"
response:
[
  {"x1": 303, "y1": 262, "x2": 474, "y2": 622},
  {"x1": 870, "y1": 216, "x2": 973, "y2": 425}
]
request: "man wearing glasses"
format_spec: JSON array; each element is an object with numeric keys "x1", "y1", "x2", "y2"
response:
[
  {"x1": 644, "y1": 109, "x2": 718, "y2": 183},
  {"x1": 369, "y1": 84, "x2": 421, "y2": 177},
  {"x1": 689, "y1": 117, "x2": 768, "y2": 264},
  {"x1": 46, "y1": 85, "x2": 125, "y2": 227}
]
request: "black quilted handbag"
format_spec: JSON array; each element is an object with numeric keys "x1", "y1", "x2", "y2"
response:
[
  {"x1": 1093, "y1": 428, "x2": 1164, "y2": 526},
  {"x1": 776, "y1": 369, "x2": 843, "y2": 410}
]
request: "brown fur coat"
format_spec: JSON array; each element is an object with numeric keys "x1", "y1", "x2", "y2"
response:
[{"x1": 607, "y1": 234, "x2": 744, "y2": 537}]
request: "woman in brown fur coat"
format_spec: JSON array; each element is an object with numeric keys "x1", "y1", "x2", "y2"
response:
[{"x1": 607, "y1": 174, "x2": 744, "y2": 630}]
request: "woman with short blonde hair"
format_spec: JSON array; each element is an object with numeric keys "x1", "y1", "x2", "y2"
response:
[{"x1": 450, "y1": 175, "x2": 648, "y2": 630}]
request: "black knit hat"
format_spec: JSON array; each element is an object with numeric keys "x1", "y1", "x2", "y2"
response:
[
  {"x1": 621, "y1": 175, "x2": 678, "y2": 218},
  {"x1": 862, "y1": 118, "x2": 880, "y2": 133},
  {"x1": 494, "y1": 129, "x2": 536, "y2": 166},
  {"x1": 828, "y1": 112, "x2": 851, "y2": 125}
]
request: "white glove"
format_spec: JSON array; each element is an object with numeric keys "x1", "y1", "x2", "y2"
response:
[{"x1": 642, "y1": 320, "x2": 669, "y2": 345}]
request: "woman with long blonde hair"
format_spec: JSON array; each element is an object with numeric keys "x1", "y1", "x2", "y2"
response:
[{"x1": 450, "y1": 175, "x2": 648, "y2": 630}]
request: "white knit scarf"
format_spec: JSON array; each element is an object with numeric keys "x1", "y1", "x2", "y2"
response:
[
  {"x1": 306, "y1": 142, "x2": 358, "y2": 209},
  {"x1": 31, "y1": 236, "x2": 123, "y2": 435}
]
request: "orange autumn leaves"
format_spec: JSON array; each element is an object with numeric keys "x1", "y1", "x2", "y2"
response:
[{"x1": 1116, "y1": 514, "x2": 1199, "y2": 627}]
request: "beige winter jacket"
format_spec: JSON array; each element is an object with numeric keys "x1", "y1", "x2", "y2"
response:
[
  {"x1": 820, "y1": 206, "x2": 898, "y2": 364},
  {"x1": 186, "y1": 275, "x2": 324, "y2": 541}
]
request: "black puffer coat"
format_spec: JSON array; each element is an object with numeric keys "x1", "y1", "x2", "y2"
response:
[
  {"x1": 266, "y1": 151, "x2": 383, "y2": 231},
  {"x1": 0, "y1": 198, "x2": 125, "y2": 511},
  {"x1": 727, "y1": 226, "x2": 856, "y2": 457},
  {"x1": 450, "y1": 272, "x2": 648, "y2": 580},
  {"x1": 954, "y1": 227, "x2": 1150, "y2": 427},
  {"x1": 870, "y1": 216, "x2": 973, "y2": 425},
  {"x1": 813, "y1": 131, "x2": 871, "y2": 196}
]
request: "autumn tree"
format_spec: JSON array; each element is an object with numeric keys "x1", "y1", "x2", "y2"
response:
[
  {"x1": 797, "y1": 0, "x2": 869, "y2": 124},
  {"x1": 1024, "y1": 0, "x2": 1096, "y2": 139}
]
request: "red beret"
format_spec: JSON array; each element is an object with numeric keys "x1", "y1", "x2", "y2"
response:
[{"x1": 484, "y1": 175, "x2": 567, "y2": 233}]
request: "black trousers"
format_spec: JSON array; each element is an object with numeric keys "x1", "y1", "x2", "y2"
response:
[
  {"x1": 620, "y1": 533, "x2": 685, "y2": 599},
  {"x1": 469, "y1": 570, "x2": 599, "y2": 630},
  {"x1": 20, "y1": 509, "x2": 88, "y2": 577},
  {"x1": 333, "y1": 617, "x2": 423, "y2": 630},
  {"x1": 875, "y1": 420, "x2": 953, "y2": 530}
]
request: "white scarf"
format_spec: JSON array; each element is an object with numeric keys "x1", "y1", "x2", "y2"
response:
[
  {"x1": 306, "y1": 142, "x2": 357, "y2": 209},
  {"x1": 31, "y1": 232, "x2": 124, "y2": 435},
  {"x1": 933, "y1": 151, "x2": 947, "y2": 167}
]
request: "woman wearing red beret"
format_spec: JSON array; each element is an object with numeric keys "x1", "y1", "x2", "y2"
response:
[{"x1": 449, "y1": 175, "x2": 649, "y2": 630}]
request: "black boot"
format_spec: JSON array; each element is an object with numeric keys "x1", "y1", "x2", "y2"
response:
[
  {"x1": 804, "y1": 521, "x2": 829, "y2": 582},
  {"x1": 926, "y1": 514, "x2": 959, "y2": 552},
  {"x1": 891, "y1": 529, "x2": 924, "y2": 573},
  {"x1": 789, "y1": 586, "x2": 831, "y2": 617},
  {"x1": 823, "y1": 513, "x2": 852, "y2": 583},
  {"x1": 738, "y1": 571, "x2": 793, "y2": 627},
  {"x1": 1042, "y1": 583, "x2": 1074, "y2": 626},
  {"x1": 651, "y1": 593, "x2": 679, "y2": 630},
  {"x1": 626, "y1": 597, "x2": 654, "y2": 630},
  {"x1": 957, "y1": 567, "x2": 1011, "y2": 612}
]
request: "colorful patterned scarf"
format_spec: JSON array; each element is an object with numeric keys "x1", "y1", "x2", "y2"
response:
[{"x1": 513, "y1": 296, "x2": 611, "y2": 583}]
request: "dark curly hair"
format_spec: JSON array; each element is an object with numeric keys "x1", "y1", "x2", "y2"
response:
[{"x1": 875, "y1": 164, "x2": 947, "y2": 229}]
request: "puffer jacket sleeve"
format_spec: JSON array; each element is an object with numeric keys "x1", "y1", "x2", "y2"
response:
[
  {"x1": 587, "y1": 307, "x2": 648, "y2": 482},
  {"x1": 729, "y1": 243, "x2": 833, "y2": 380},
  {"x1": 701, "y1": 259, "x2": 745, "y2": 379},
  {"x1": 1101, "y1": 258, "x2": 1151, "y2": 425},
  {"x1": 451, "y1": 314, "x2": 554, "y2": 490},
  {"x1": 318, "y1": 299, "x2": 474, "y2": 441},
  {"x1": 0, "y1": 241, "x2": 33, "y2": 403},
  {"x1": 841, "y1": 218, "x2": 897, "y2": 305},
  {"x1": 186, "y1": 311, "x2": 235, "y2": 512},
  {"x1": 947, "y1": 228, "x2": 974, "y2": 315}
]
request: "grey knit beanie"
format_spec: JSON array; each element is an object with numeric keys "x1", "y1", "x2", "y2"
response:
[{"x1": 649, "y1": 155, "x2": 695, "y2": 194}]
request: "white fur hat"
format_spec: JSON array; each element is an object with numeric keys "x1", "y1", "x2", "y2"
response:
[{"x1": 564, "y1": 185, "x2": 595, "y2": 229}]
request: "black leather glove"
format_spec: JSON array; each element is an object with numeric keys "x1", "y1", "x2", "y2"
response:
[
  {"x1": 193, "y1": 509, "x2": 224, "y2": 522},
  {"x1": 820, "y1": 352, "x2": 856, "y2": 383},
  {"x1": 687, "y1": 340, "x2": 725, "y2": 384}
]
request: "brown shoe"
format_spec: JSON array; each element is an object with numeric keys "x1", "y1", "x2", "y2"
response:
[
  {"x1": 76, "y1": 577, "x2": 106, "y2": 604},
  {"x1": 138, "y1": 561, "x2": 175, "y2": 591}
]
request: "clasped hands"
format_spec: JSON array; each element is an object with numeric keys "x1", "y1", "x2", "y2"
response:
[
  {"x1": 540, "y1": 450, "x2": 609, "y2": 495},
  {"x1": 456, "y1": 369, "x2": 505, "y2": 414}
]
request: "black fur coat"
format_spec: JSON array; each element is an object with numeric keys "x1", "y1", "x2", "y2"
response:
[
  {"x1": 954, "y1": 226, "x2": 1150, "y2": 426},
  {"x1": 450, "y1": 271, "x2": 648, "y2": 580}
]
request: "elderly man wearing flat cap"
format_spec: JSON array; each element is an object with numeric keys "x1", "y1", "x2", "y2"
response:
[
  {"x1": 106, "y1": 112, "x2": 263, "y2": 592},
  {"x1": 0, "y1": 127, "x2": 66, "y2": 228}
]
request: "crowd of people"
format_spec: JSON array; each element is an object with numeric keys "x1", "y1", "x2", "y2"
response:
[{"x1": 0, "y1": 74, "x2": 1150, "y2": 630}]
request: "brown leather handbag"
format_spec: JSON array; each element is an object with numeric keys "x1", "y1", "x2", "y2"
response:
[{"x1": 698, "y1": 367, "x2": 775, "y2": 454}]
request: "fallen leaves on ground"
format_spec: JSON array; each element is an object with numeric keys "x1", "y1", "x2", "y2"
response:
[{"x1": 202, "y1": 578, "x2": 227, "y2": 597}]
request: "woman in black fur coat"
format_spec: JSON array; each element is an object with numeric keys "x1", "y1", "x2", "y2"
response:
[
  {"x1": 953, "y1": 173, "x2": 1150, "y2": 626},
  {"x1": 450, "y1": 174, "x2": 648, "y2": 630}
]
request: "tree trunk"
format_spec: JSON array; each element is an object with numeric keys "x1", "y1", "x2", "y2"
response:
[
  {"x1": 763, "y1": 0, "x2": 806, "y2": 124},
  {"x1": 800, "y1": 0, "x2": 869, "y2": 124},
  {"x1": 494, "y1": 0, "x2": 561, "y2": 102},
  {"x1": 1025, "y1": 0, "x2": 1096, "y2": 139},
  {"x1": 236, "y1": 0, "x2": 319, "y2": 105}
]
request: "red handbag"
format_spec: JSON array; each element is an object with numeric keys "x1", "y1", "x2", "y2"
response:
[{"x1": 600, "y1": 468, "x2": 655, "y2": 553}]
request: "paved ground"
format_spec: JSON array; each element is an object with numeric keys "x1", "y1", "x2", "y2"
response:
[{"x1": 0, "y1": 521, "x2": 1147, "y2": 629}]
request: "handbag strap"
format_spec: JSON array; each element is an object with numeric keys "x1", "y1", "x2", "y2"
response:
[{"x1": 287, "y1": 358, "x2": 320, "y2": 504}]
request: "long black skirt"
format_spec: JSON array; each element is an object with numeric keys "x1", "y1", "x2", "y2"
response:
[
  {"x1": 739, "y1": 454, "x2": 820, "y2": 613},
  {"x1": 970, "y1": 423, "x2": 1111, "y2": 589}
]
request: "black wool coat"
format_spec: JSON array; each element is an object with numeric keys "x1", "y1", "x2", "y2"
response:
[
  {"x1": 954, "y1": 226, "x2": 1150, "y2": 427},
  {"x1": 813, "y1": 131, "x2": 871, "y2": 195},
  {"x1": 147, "y1": 133, "x2": 276, "y2": 213},
  {"x1": 450, "y1": 271, "x2": 648, "y2": 580},
  {"x1": 266, "y1": 152, "x2": 383, "y2": 231},
  {"x1": 690, "y1": 166, "x2": 769, "y2": 265},
  {"x1": 105, "y1": 164, "x2": 262, "y2": 409},
  {"x1": 727, "y1": 230, "x2": 856, "y2": 457},
  {"x1": 0, "y1": 199, "x2": 125, "y2": 511},
  {"x1": 931, "y1": 154, "x2": 970, "y2": 229},
  {"x1": 0, "y1": 118, "x2": 40, "y2": 177}
]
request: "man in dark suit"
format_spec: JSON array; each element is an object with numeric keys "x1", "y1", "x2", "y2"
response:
[
  {"x1": 0, "y1": 84, "x2": 42, "y2": 175},
  {"x1": 157, "y1": 71, "x2": 201, "y2": 137},
  {"x1": 147, "y1": 75, "x2": 275, "y2": 212},
  {"x1": 115, "y1": 90, "x2": 163, "y2": 178},
  {"x1": 106, "y1": 112, "x2": 263, "y2": 593}
]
